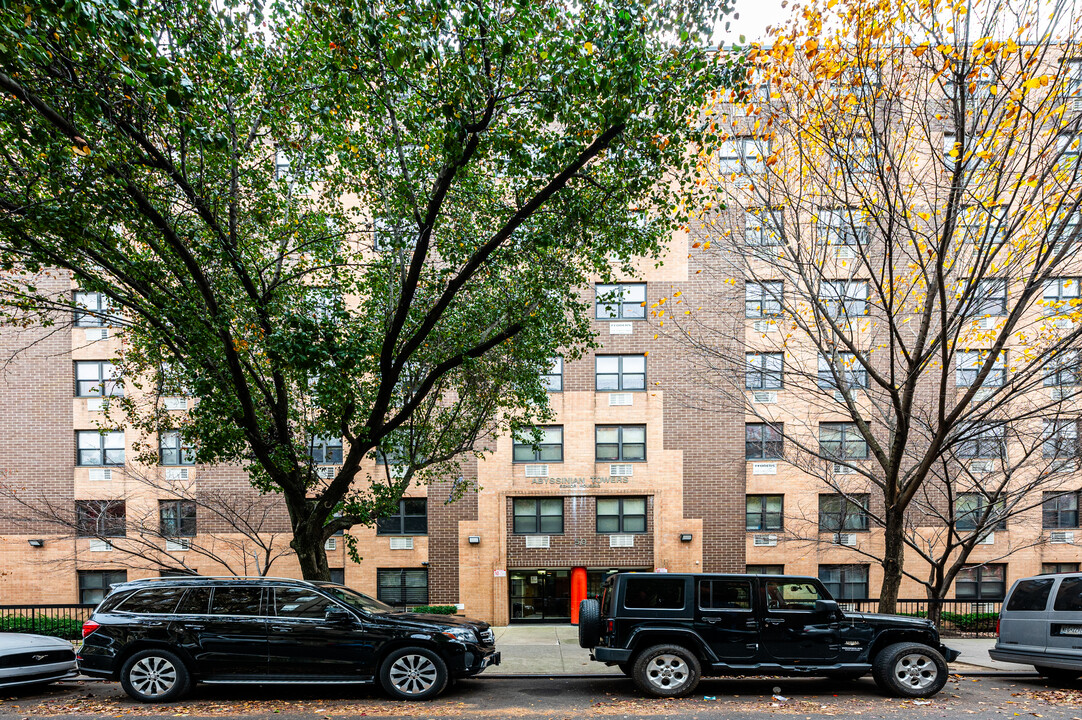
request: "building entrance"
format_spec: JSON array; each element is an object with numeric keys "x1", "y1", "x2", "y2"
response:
[{"x1": 509, "y1": 569, "x2": 571, "y2": 622}]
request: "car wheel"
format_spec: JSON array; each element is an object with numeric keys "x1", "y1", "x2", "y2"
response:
[
  {"x1": 578, "y1": 599, "x2": 601, "y2": 648},
  {"x1": 872, "y1": 642, "x2": 947, "y2": 698},
  {"x1": 380, "y1": 647, "x2": 448, "y2": 700},
  {"x1": 631, "y1": 644, "x2": 701, "y2": 698},
  {"x1": 1034, "y1": 666, "x2": 1081, "y2": 683},
  {"x1": 119, "y1": 649, "x2": 191, "y2": 703}
]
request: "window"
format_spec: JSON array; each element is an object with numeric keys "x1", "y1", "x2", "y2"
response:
[
  {"x1": 746, "y1": 495, "x2": 783, "y2": 531},
  {"x1": 944, "y1": 132, "x2": 990, "y2": 170},
  {"x1": 956, "y1": 564, "x2": 1006, "y2": 601},
  {"x1": 377, "y1": 568, "x2": 428, "y2": 607},
  {"x1": 1042, "y1": 277, "x2": 1081, "y2": 316},
  {"x1": 75, "y1": 362, "x2": 122, "y2": 397},
  {"x1": 956, "y1": 493, "x2": 1006, "y2": 531},
  {"x1": 717, "y1": 137, "x2": 769, "y2": 174},
  {"x1": 1057, "y1": 133, "x2": 1081, "y2": 172},
  {"x1": 818, "y1": 565, "x2": 869, "y2": 600},
  {"x1": 595, "y1": 425, "x2": 646, "y2": 462},
  {"x1": 815, "y1": 208, "x2": 867, "y2": 245},
  {"x1": 1043, "y1": 491, "x2": 1079, "y2": 528},
  {"x1": 818, "y1": 494, "x2": 869, "y2": 532},
  {"x1": 1043, "y1": 562, "x2": 1080, "y2": 574},
  {"x1": 746, "y1": 564, "x2": 785, "y2": 575},
  {"x1": 830, "y1": 65, "x2": 880, "y2": 99},
  {"x1": 77, "y1": 430, "x2": 125, "y2": 466},
  {"x1": 956, "y1": 205, "x2": 1007, "y2": 246},
  {"x1": 176, "y1": 587, "x2": 211, "y2": 613},
  {"x1": 1045, "y1": 351, "x2": 1079, "y2": 387},
  {"x1": 159, "y1": 500, "x2": 196, "y2": 537},
  {"x1": 513, "y1": 426, "x2": 564, "y2": 462},
  {"x1": 956, "y1": 350, "x2": 1006, "y2": 387},
  {"x1": 310, "y1": 435, "x2": 343, "y2": 465},
  {"x1": 745, "y1": 423, "x2": 783, "y2": 460},
  {"x1": 159, "y1": 431, "x2": 195, "y2": 466},
  {"x1": 1006, "y1": 578, "x2": 1055, "y2": 612},
  {"x1": 745, "y1": 209, "x2": 784, "y2": 247},
  {"x1": 75, "y1": 500, "x2": 126, "y2": 537},
  {"x1": 210, "y1": 587, "x2": 263, "y2": 615},
  {"x1": 78, "y1": 570, "x2": 127, "y2": 604},
  {"x1": 699, "y1": 580, "x2": 752, "y2": 610},
  {"x1": 513, "y1": 498, "x2": 563, "y2": 534},
  {"x1": 817, "y1": 353, "x2": 868, "y2": 390},
  {"x1": 595, "y1": 283, "x2": 646, "y2": 320},
  {"x1": 74, "y1": 291, "x2": 119, "y2": 327},
  {"x1": 764, "y1": 579, "x2": 822, "y2": 610},
  {"x1": 596, "y1": 497, "x2": 647, "y2": 534},
  {"x1": 377, "y1": 498, "x2": 427, "y2": 535},
  {"x1": 595, "y1": 355, "x2": 646, "y2": 391},
  {"x1": 117, "y1": 587, "x2": 186, "y2": 614},
  {"x1": 329, "y1": 568, "x2": 345, "y2": 585},
  {"x1": 958, "y1": 425, "x2": 1005, "y2": 459},
  {"x1": 1065, "y1": 59, "x2": 1082, "y2": 98},
  {"x1": 821, "y1": 280, "x2": 868, "y2": 319},
  {"x1": 819, "y1": 422, "x2": 868, "y2": 460},
  {"x1": 1043, "y1": 419, "x2": 1079, "y2": 459},
  {"x1": 623, "y1": 577, "x2": 686, "y2": 609},
  {"x1": 746, "y1": 353, "x2": 783, "y2": 390},
  {"x1": 974, "y1": 279, "x2": 1008, "y2": 316},
  {"x1": 945, "y1": 65, "x2": 997, "y2": 101},
  {"x1": 745, "y1": 281, "x2": 783, "y2": 318},
  {"x1": 275, "y1": 587, "x2": 333, "y2": 618},
  {"x1": 544, "y1": 358, "x2": 563, "y2": 392}
]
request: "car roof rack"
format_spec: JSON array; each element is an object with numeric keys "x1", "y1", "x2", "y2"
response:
[{"x1": 115, "y1": 576, "x2": 320, "y2": 586}]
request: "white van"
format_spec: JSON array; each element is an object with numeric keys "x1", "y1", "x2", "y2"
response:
[{"x1": 990, "y1": 573, "x2": 1082, "y2": 681}]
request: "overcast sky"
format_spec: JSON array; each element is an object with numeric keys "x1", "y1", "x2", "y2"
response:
[{"x1": 717, "y1": 0, "x2": 788, "y2": 44}]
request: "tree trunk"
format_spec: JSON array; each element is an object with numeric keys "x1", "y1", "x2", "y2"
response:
[
  {"x1": 284, "y1": 486, "x2": 331, "y2": 581},
  {"x1": 877, "y1": 508, "x2": 905, "y2": 614}
]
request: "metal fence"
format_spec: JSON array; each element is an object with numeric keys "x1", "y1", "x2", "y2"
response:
[
  {"x1": 0, "y1": 604, "x2": 96, "y2": 640},
  {"x1": 839, "y1": 598, "x2": 1002, "y2": 637}
]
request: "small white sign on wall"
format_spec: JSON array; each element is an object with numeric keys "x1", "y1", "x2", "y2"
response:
[
  {"x1": 609, "y1": 322, "x2": 633, "y2": 335},
  {"x1": 752, "y1": 462, "x2": 777, "y2": 475},
  {"x1": 493, "y1": 569, "x2": 506, "y2": 577}
]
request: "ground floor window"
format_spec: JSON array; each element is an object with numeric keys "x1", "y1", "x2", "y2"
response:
[
  {"x1": 1043, "y1": 562, "x2": 1080, "y2": 574},
  {"x1": 746, "y1": 564, "x2": 785, "y2": 575},
  {"x1": 78, "y1": 569, "x2": 127, "y2": 604},
  {"x1": 329, "y1": 568, "x2": 345, "y2": 585},
  {"x1": 956, "y1": 564, "x2": 1006, "y2": 601},
  {"x1": 510, "y1": 569, "x2": 570, "y2": 622},
  {"x1": 376, "y1": 568, "x2": 428, "y2": 607},
  {"x1": 818, "y1": 564, "x2": 869, "y2": 600}
]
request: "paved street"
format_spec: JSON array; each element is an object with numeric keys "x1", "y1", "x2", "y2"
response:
[{"x1": 2, "y1": 674, "x2": 1081, "y2": 720}]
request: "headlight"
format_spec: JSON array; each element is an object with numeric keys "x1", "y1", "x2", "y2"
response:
[{"x1": 442, "y1": 627, "x2": 478, "y2": 643}]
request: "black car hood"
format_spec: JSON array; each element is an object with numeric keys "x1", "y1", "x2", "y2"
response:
[
  {"x1": 383, "y1": 612, "x2": 489, "y2": 630},
  {"x1": 844, "y1": 611, "x2": 936, "y2": 630}
]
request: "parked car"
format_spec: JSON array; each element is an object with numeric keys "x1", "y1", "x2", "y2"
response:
[
  {"x1": 991, "y1": 572, "x2": 1082, "y2": 681},
  {"x1": 77, "y1": 576, "x2": 499, "y2": 702},
  {"x1": 578, "y1": 572, "x2": 959, "y2": 698},
  {"x1": 0, "y1": 632, "x2": 77, "y2": 690}
]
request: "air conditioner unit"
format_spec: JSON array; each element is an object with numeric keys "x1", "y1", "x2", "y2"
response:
[
  {"x1": 163, "y1": 397, "x2": 187, "y2": 411},
  {"x1": 164, "y1": 468, "x2": 189, "y2": 480},
  {"x1": 752, "y1": 391, "x2": 778, "y2": 404},
  {"x1": 86, "y1": 398, "x2": 105, "y2": 412},
  {"x1": 315, "y1": 466, "x2": 337, "y2": 479},
  {"x1": 609, "y1": 535, "x2": 635, "y2": 548},
  {"x1": 1051, "y1": 316, "x2": 1074, "y2": 329},
  {"x1": 525, "y1": 535, "x2": 550, "y2": 549},
  {"x1": 753, "y1": 534, "x2": 778, "y2": 547},
  {"x1": 389, "y1": 536, "x2": 414, "y2": 550},
  {"x1": 1072, "y1": 96, "x2": 1082, "y2": 112},
  {"x1": 608, "y1": 322, "x2": 633, "y2": 335},
  {"x1": 833, "y1": 246, "x2": 856, "y2": 259},
  {"x1": 84, "y1": 328, "x2": 109, "y2": 342},
  {"x1": 833, "y1": 533, "x2": 858, "y2": 546},
  {"x1": 833, "y1": 462, "x2": 854, "y2": 475},
  {"x1": 524, "y1": 464, "x2": 549, "y2": 478},
  {"x1": 609, "y1": 464, "x2": 634, "y2": 477},
  {"x1": 88, "y1": 539, "x2": 113, "y2": 552},
  {"x1": 608, "y1": 393, "x2": 633, "y2": 406},
  {"x1": 325, "y1": 538, "x2": 337, "y2": 551},
  {"x1": 166, "y1": 538, "x2": 191, "y2": 551},
  {"x1": 1051, "y1": 530, "x2": 1075, "y2": 544},
  {"x1": 969, "y1": 460, "x2": 994, "y2": 474},
  {"x1": 752, "y1": 462, "x2": 777, "y2": 475},
  {"x1": 752, "y1": 319, "x2": 776, "y2": 333},
  {"x1": 87, "y1": 468, "x2": 112, "y2": 481},
  {"x1": 977, "y1": 317, "x2": 997, "y2": 329},
  {"x1": 977, "y1": 531, "x2": 995, "y2": 545}
]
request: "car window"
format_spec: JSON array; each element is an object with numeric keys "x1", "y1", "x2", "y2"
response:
[
  {"x1": 176, "y1": 587, "x2": 211, "y2": 614},
  {"x1": 210, "y1": 587, "x2": 264, "y2": 616},
  {"x1": 117, "y1": 587, "x2": 187, "y2": 614},
  {"x1": 275, "y1": 587, "x2": 333, "y2": 618},
  {"x1": 317, "y1": 584, "x2": 393, "y2": 614},
  {"x1": 1007, "y1": 578, "x2": 1055, "y2": 612},
  {"x1": 765, "y1": 581, "x2": 821, "y2": 611},
  {"x1": 699, "y1": 580, "x2": 752, "y2": 610},
  {"x1": 623, "y1": 578, "x2": 685, "y2": 609},
  {"x1": 600, "y1": 584, "x2": 612, "y2": 616},
  {"x1": 1054, "y1": 577, "x2": 1082, "y2": 612}
]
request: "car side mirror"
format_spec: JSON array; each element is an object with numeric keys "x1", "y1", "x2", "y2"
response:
[
  {"x1": 325, "y1": 606, "x2": 354, "y2": 624},
  {"x1": 815, "y1": 599, "x2": 839, "y2": 616}
]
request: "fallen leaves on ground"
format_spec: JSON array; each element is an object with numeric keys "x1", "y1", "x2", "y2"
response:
[{"x1": 1011, "y1": 688, "x2": 1082, "y2": 706}]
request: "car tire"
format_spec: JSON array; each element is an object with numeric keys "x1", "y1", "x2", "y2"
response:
[
  {"x1": 380, "y1": 647, "x2": 448, "y2": 700},
  {"x1": 119, "y1": 649, "x2": 192, "y2": 703},
  {"x1": 872, "y1": 642, "x2": 947, "y2": 698},
  {"x1": 1034, "y1": 666, "x2": 1081, "y2": 682},
  {"x1": 631, "y1": 644, "x2": 701, "y2": 698},
  {"x1": 578, "y1": 599, "x2": 602, "y2": 648}
]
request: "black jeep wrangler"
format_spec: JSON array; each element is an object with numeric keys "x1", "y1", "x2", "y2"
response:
[{"x1": 578, "y1": 573, "x2": 960, "y2": 698}]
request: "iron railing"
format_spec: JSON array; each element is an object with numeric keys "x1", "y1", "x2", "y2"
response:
[
  {"x1": 0, "y1": 604, "x2": 96, "y2": 640},
  {"x1": 838, "y1": 598, "x2": 1001, "y2": 637}
]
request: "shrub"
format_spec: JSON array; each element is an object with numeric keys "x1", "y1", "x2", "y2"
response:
[
  {"x1": 0, "y1": 616, "x2": 83, "y2": 640},
  {"x1": 408, "y1": 605, "x2": 459, "y2": 615}
]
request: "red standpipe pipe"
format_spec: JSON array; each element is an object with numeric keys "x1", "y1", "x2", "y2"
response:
[{"x1": 570, "y1": 567, "x2": 588, "y2": 624}]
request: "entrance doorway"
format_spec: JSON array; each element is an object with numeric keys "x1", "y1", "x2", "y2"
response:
[{"x1": 509, "y1": 569, "x2": 570, "y2": 622}]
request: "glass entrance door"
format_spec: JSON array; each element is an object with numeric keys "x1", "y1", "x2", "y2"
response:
[{"x1": 509, "y1": 569, "x2": 571, "y2": 622}]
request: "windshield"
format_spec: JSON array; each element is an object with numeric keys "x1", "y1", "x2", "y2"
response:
[{"x1": 316, "y1": 583, "x2": 394, "y2": 614}]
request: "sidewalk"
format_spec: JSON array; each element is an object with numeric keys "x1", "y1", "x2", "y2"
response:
[{"x1": 490, "y1": 626, "x2": 1032, "y2": 675}]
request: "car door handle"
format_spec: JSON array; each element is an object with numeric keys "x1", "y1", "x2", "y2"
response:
[
  {"x1": 745, "y1": 619, "x2": 759, "y2": 629},
  {"x1": 140, "y1": 620, "x2": 165, "y2": 627},
  {"x1": 704, "y1": 617, "x2": 722, "y2": 624},
  {"x1": 270, "y1": 625, "x2": 293, "y2": 632},
  {"x1": 764, "y1": 618, "x2": 785, "y2": 626},
  {"x1": 186, "y1": 624, "x2": 205, "y2": 631}
]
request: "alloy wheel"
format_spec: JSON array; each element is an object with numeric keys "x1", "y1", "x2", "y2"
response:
[
  {"x1": 645, "y1": 653, "x2": 690, "y2": 691},
  {"x1": 129, "y1": 655, "x2": 178, "y2": 698},
  {"x1": 388, "y1": 653, "x2": 439, "y2": 696},
  {"x1": 893, "y1": 653, "x2": 938, "y2": 690}
]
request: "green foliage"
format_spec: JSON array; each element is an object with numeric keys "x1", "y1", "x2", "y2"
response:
[
  {"x1": 0, "y1": 616, "x2": 83, "y2": 640},
  {"x1": 408, "y1": 605, "x2": 459, "y2": 615}
]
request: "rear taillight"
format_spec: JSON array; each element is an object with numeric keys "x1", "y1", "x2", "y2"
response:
[
  {"x1": 605, "y1": 619, "x2": 614, "y2": 634},
  {"x1": 82, "y1": 620, "x2": 100, "y2": 639},
  {"x1": 996, "y1": 617, "x2": 1000, "y2": 637}
]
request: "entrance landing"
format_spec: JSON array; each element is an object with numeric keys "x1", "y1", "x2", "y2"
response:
[{"x1": 491, "y1": 624, "x2": 619, "y2": 674}]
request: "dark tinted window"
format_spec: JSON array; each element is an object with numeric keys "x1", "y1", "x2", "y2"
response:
[
  {"x1": 119, "y1": 587, "x2": 186, "y2": 614},
  {"x1": 1054, "y1": 577, "x2": 1082, "y2": 611},
  {"x1": 176, "y1": 587, "x2": 211, "y2": 614},
  {"x1": 623, "y1": 578, "x2": 685, "y2": 609},
  {"x1": 1007, "y1": 578, "x2": 1055, "y2": 611},
  {"x1": 210, "y1": 587, "x2": 263, "y2": 616},
  {"x1": 275, "y1": 588, "x2": 333, "y2": 619},
  {"x1": 699, "y1": 580, "x2": 752, "y2": 610}
]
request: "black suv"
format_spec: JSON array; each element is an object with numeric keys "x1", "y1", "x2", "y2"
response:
[
  {"x1": 578, "y1": 573, "x2": 960, "y2": 699},
  {"x1": 78, "y1": 577, "x2": 499, "y2": 702}
]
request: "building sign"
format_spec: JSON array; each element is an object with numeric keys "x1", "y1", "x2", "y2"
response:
[
  {"x1": 493, "y1": 569, "x2": 507, "y2": 577},
  {"x1": 517, "y1": 475, "x2": 632, "y2": 488}
]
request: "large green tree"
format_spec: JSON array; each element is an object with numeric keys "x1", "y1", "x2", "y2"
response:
[{"x1": 0, "y1": 0, "x2": 731, "y2": 578}]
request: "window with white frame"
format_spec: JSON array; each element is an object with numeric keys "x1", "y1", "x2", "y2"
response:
[
  {"x1": 956, "y1": 350, "x2": 1006, "y2": 387},
  {"x1": 745, "y1": 209, "x2": 785, "y2": 247},
  {"x1": 159, "y1": 431, "x2": 196, "y2": 466},
  {"x1": 944, "y1": 132, "x2": 990, "y2": 170},
  {"x1": 1066, "y1": 59, "x2": 1082, "y2": 98},
  {"x1": 837, "y1": 137, "x2": 876, "y2": 175},
  {"x1": 595, "y1": 355, "x2": 646, "y2": 391},
  {"x1": 821, "y1": 280, "x2": 868, "y2": 319},
  {"x1": 543, "y1": 358, "x2": 563, "y2": 392},
  {"x1": 1042, "y1": 278, "x2": 1081, "y2": 316},
  {"x1": 746, "y1": 352, "x2": 783, "y2": 390},
  {"x1": 75, "y1": 361, "x2": 122, "y2": 397},
  {"x1": 74, "y1": 291, "x2": 119, "y2": 327},
  {"x1": 745, "y1": 281, "x2": 783, "y2": 318},
  {"x1": 77, "y1": 430, "x2": 125, "y2": 466},
  {"x1": 595, "y1": 283, "x2": 646, "y2": 320}
]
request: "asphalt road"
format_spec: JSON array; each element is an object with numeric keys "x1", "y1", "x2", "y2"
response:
[{"x1": 1, "y1": 674, "x2": 1080, "y2": 720}]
